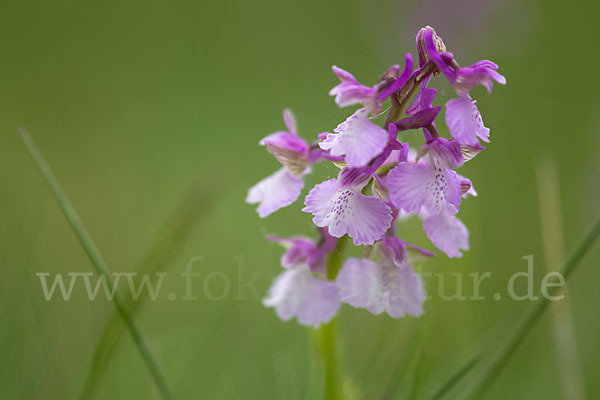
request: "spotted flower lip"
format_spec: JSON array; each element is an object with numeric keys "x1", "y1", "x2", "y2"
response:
[
  {"x1": 250, "y1": 25, "x2": 505, "y2": 326},
  {"x1": 445, "y1": 95, "x2": 490, "y2": 146},
  {"x1": 302, "y1": 177, "x2": 392, "y2": 246},
  {"x1": 263, "y1": 263, "x2": 340, "y2": 327},
  {"x1": 336, "y1": 257, "x2": 426, "y2": 318},
  {"x1": 387, "y1": 155, "x2": 462, "y2": 217}
]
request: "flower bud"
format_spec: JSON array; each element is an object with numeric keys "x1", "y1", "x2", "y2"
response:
[{"x1": 416, "y1": 26, "x2": 446, "y2": 67}]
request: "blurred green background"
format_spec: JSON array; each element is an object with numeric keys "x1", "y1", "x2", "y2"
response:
[{"x1": 1, "y1": 0, "x2": 599, "y2": 398}]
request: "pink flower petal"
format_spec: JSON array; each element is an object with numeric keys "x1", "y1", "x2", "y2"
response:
[
  {"x1": 319, "y1": 109, "x2": 387, "y2": 167},
  {"x1": 260, "y1": 131, "x2": 309, "y2": 175},
  {"x1": 267, "y1": 235, "x2": 326, "y2": 274},
  {"x1": 457, "y1": 174, "x2": 478, "y2": 198},
  {"x1": 387, "y1": 159, "x2": 461, "y2": 216},
  {"x1": 302, "y1": 179, "x2": 392, "y2": 246},
  {"x1": 380, "y1": 237, "x2": 408, "y2": 267},
  {"x1": 418, "y1": 137, "x2": 464, "y2": 170},
  {"x1": 423, "y1": 212, "x2": 469, "y2": 258},
  {"x1": 263, "y1": 264, "x2": 340, "y2": 327},
  {"x1": 445, "y1": 96, "x2": 490, "y2": 146},
  {"x1": 329, "y1": 66, "x2": 377, "y2": 110},
  {"x1": 246, "y1": 167, "x2": 305, "y2": 218},
  {"x1": 260, "y1": 131, "x2": 308, "y2": 155},
  {"x1": 282, "y1": 108, "x2": 298, "y2": 135},
  {"x1": 336, "y1": 258, "x2": 425, "y2": 318}
]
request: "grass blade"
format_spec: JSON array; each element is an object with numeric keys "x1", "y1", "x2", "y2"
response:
[
  {"x1": 18, "y1": 127, "x2": 174, "y2": 400},
  {"x1": 80, "y1": 184, "x2": 211, "y2": 399},
  {"x1": 462, "y1": 216, "x2": 600, "y2": 399},
  {"x1": 535, "y1": 158, "x2": 586, "y2": 399},
  {"x1": 426, "y1": 353, "x2": 481, "y2": 400}
]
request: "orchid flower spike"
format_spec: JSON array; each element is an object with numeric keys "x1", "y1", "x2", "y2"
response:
[{"x1": 247, "y1": 26, "x2": 505, "y2": 326}]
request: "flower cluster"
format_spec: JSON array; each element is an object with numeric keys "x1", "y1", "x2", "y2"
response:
[{"x1": 246, "y1": 26, "x2": 505, "y2": 327}]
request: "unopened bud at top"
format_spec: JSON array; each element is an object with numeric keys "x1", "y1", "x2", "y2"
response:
[{"x1": 416, "y1": 26, "x2": 446, "y2": 67}]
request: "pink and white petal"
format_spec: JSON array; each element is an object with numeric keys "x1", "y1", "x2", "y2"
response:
[
  {"x1": 246, "y1": 168, "x2": 304, "y2": 218},
  {"x1": 381, "y1": 237, "x2": 408, "y2": 267},
  {"x1": 283, "y1": 108, "x2": 298, "y2": 135},
  {"x1": 303, "y1": 180, "x2": 392, "y2": 245},
  {"x1": 260, "y1": 131, "x2": 308, "y2": 155},
  {"x1": 302, "y1": 179, "x2": 340, "y2": 216},
  {"x1": 287, "y1": 241, "x2": 325, "y2": 273},
  {"x1": 387, "y1": 265, "x2": 426, "y2": 318},
  {"x1": 419, "y1": 137, "x2": 464, "y2": 170},
  {"x1": 423, "y1": 213, "x2": 469, "y2": 258},
  {"x1": 336, "y1": 258, "x2": 425, "y2": 318},
  {"x1": 268, "y1": 236, "x2": 317, "y2": 267},
  {"x1": 263, "y1": 265, "x2": 340, "y2": 327},
  {"x1": 260, "y1": 132, "x2": 309, "y2": 174},
  {"x1": 445, "y1": 96, "x2": 490, "y2": 146},
  {"x1": 457, "y1": 174, "x2": 478, "y2": 198},
  {"x1": 336, "y1": 258, "x2": 377, "y2": 310},
  {"x1": 407, "y1": 77, "x2": 438, "y2": 115},
  {"x1": 338, "y1": 165, "x2": 373, "y2": 190},
  {"x1": 329, "y1": 66, "x2": 375, "y2": 108},
  {"x1": 331, "y1": 65, "x2": 357, "y2": 83},
  {"x1": 387, "y1": 160, "x2": 461, "y2": 216},
  {"x1": 319, "y1": 109, "x2": 387, "y2": 167}
]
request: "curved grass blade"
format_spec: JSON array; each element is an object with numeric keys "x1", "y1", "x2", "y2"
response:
[
  {"x1": 535, "y1": 158, "x2": 586, "y2": 399},
  {"x1": 18, "y1": 126, "x2": 174, "y2": 400},
  {"x1": 80, "y1": 183, "x2": 212, "y2": 399},
  {"x1": 426, "y1": 353, "x2": 481, "y2": 400},
  {"x1": 462, "y1": 217, "x2": 600, "y2": 399}
]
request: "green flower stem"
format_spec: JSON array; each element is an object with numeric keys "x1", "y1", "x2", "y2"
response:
[
  {"x1": 463, "y1": 217, "x2": 600, "y2": 400},
  {"x1": 18, "y1": 127, "x2": 174, "y2": 400},
  {"x1": 317, "y1": 235, "x2": 349, "y2": 400},
  {"x1": 318, "y1": 320, "x2": 339, "y2": 400}
]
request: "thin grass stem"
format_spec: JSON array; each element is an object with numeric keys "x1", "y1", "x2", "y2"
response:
[
  {"x1": 18, "y1": 127, "x2": 174, "y2": 400},
  {"x1": 462, "y1": 216, "x2": 600, "y2": 399}
]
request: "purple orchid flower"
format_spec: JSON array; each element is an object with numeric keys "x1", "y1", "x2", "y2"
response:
[
  {"x1": 329, "y1": 66, "x2": 381, "y2": 113},
  {"x1": 320, "y1": 55, "x2": 415, "y2": 167},
  {"x1": 420, "y1": 28, "x2": 506, "y2": 96},
  {"x1": 246, "y1": 109, "x2": 312, "y2": 217},
  {"x1": 263, "y1": 231, "x2": 341, "y2": 327},
  {"x1": 419, "y1": 27, "x2": 505, "y2": 146},
  {"x1": 248, "y1": 26, "x2": 505, "y2": 326}
]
